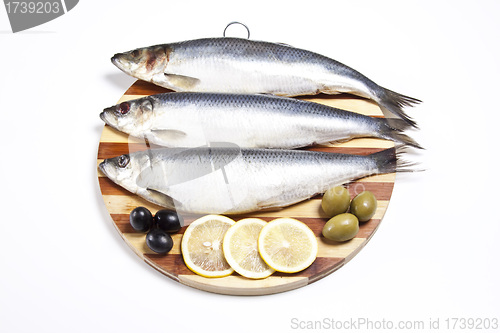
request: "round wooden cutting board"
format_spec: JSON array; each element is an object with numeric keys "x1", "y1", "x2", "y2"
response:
[{"x1": 97, "y1": 80, "x2": 396, "y2": 296}]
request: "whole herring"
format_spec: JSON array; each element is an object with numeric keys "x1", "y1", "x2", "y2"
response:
[
  {"x1": 99, "y1": 145, "x2": 413, "y2": 215},
  {"x1": 111, "y1": 37, "x2": 421, "y2": 127},
  {"x1": 100, "y1": 92, "x2": 421, "y2": 149}
]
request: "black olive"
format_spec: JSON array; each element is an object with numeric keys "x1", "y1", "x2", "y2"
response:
[
  {"x1": 154, "y1": 209, "x2": 183, "y2": 233},
  {"x1": 146, "y1": 228, "x2": 173, "y2": 254},
  {"x1": 129, "y1": 207, "x2": 153, "y2": 232}
]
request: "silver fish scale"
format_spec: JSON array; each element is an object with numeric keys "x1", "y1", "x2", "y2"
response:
[
  {"x1": 173, "y1": 38, "x2": 369, "y2": 82},
  {"x1": 169, "y1": 147, "x2": 374, "y2": 213},
  {"x1": 155, "y1": 91, "x2": 289, "y2": 109},
  {"x1": 153, "y1": 92, "x2": 366, "y2": 121},
  {"x1": 99, "y1": 146, "x2": 395, "y2": 214},
  {"x1": 97, "y1": 92, "x2": 396, "y2": 149},
  {"x1": 240, "y1": 148, "x2": 367, "y2": 170},
  {"x1": 113, "y1": 37, "x2": 420, "y2": 127},
  {"x1": 161, "y1": 38, "x2": 344, "y2": 96},
  {"x1": 176, "y1": 38, "x2": 309, "y2": 61}
]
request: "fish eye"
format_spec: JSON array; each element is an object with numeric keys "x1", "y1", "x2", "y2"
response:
[
  {"x1": 118, "y1": 154, "x2": 130, "y2": 168},
  {"x1": 131, "y1": 49, "x2": 140, "y2": 57},
  {"x1": 118, "y1": 102, "x2": 130, "y2": 115}
]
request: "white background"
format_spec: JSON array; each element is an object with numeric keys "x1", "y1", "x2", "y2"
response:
[{"x1": 1, "y1": 1, "x2": 499, "y2": 332}]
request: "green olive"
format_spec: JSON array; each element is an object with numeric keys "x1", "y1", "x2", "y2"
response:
[
  {"x1": 322, "y1": 213, "x2": 359, "y2": 242},
  {"x1": 321, "y1": 186, "x2": 351, "y2": 217},
  {"x1": 350, "y1": 191, "x2": 377, "y2": 222}
]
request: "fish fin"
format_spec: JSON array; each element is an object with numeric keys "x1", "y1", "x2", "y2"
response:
[
  {"x1": 323, "y1": 137, "x2": 352, "y2": 146},
  {"x1": 164, "y1": 73, "x2": 201, "y2": 90},
  {"x1": 146, "y1": 188, "x2": 183, "y2": 210},
  {"x1": 256, "y1": 200, "x2": 284, "y2": 210},
  {"x1": 370, "y1": 146, "x2": 420, "y2": 174},
  {"x1": 256, "y1": 196, "x2": 310, "y2": 211},
  {"x1": 275, "y1": 42, "x2": 293, "y2": 47},
  {"x1": 385, "y1": 118, "x2": 414, "y2": 132},
  {"x1": 376, "y1": 119, "x2": 423, "y2": 149},
  {"x1": 149, "y1": 129, "x2": 187, "y2": 143},
  {"x1": 377, "y1": 87, "x2": 421, "y2": 129},
  {"x1": 387, "y1": 132, "x2": 423, "y2": 150},
  {"x1": 253, "y1": 206, "x2": 284, "y2": 212}
]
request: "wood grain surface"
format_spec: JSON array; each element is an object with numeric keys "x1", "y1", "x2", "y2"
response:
[{"x1": 97, "y1": 80, "x2": 396, "y2": 296}]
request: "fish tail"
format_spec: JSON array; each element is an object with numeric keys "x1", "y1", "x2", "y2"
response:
[
  {"x1": 376, "y1": 119, "x2": 423, "y2": 149},
  {"x1": 371, "y1": 146, "x2": 419, "y2": 174},
  {"x1": 376, "y1": 87, "x2": 421, "y2": 129},
  {"x1": 384, "y1": 118, "x2": 413, "y2": 132}
]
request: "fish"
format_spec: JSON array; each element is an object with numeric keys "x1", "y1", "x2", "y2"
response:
[
  {"x1": 98, "y1": 145, "x2": 412, "y2": 215},
  {"x1": 111, "y1": 37, "x2": 421, "y2": 127},
  {"x1": 100, "y1": 92, "x2": 421, "y2": 149}
]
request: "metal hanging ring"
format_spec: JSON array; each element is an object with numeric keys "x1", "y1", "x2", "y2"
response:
[{"x1": 223, "y1": 21, "x2": 250, "y2": 39}]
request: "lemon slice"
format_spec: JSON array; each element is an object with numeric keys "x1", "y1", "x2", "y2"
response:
[
  {"x1": 181, "y1": 215, "x2": 235, "y2": 278},
  {"x1": 258, "y1": 218, "x2": 318, "y2": 273},
  {"x1": 223, "y1": 218, "x2": 275, "y2": 279}
]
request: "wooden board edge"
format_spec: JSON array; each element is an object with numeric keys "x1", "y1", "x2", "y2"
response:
[{"x1": 177, "y1": 274, "x2": 309, "y2": 296}]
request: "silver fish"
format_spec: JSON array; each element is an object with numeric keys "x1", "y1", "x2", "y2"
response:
[
  {"x1": 99, "y1": 145, "x2": 410, "y2": 215},
  {"x1": 100, "y1": 92, "x2": 421, "y2": 149},
  {"x1": 111, "y1": 37, "x2": 420, "y2": 127}
]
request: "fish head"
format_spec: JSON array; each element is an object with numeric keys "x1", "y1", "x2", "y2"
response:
[
  {"x1": 100, "y1": 97, "x2": 154, "y2": 136},
  {"x1": 99, "y1": 152, "x2": 150, "y2": 194},
  {"x1": 111, "y1": 45, "x2": 168, "y2": 81}
]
